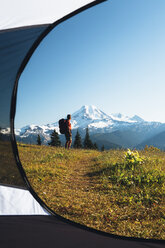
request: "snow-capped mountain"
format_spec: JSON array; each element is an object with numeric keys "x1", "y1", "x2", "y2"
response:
[
  {"x1": 68, "y1": 105, "x2": 146, "y2": 134},
  {"x1": 110, "y1": 113, "x2": 144, "y2": 123},
  {"x1": 69, "y1": 105, "x2": 114, "y2": 130},
  {"x1": 0, "y1": 127, "x2": 10, "y2": 135},
  {"x1": 15, "y1": 105, "x2": 144, "y2": 137},
  {"x1": 15, "y1": 105, "x2": 165, "y2": 148},
  {"x1": 71, "y1": 105, "x2": 144, "y2": 125}
]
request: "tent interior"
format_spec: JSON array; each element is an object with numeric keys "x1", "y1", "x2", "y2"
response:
[{"x1": 0, "y1": 0, "x2": 165, "y2": 247}]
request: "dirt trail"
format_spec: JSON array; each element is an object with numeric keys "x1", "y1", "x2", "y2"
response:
[{"x1": 66, "y1": 156, "x2": 94, "y2": 192}]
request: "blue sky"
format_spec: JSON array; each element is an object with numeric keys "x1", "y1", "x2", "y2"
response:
[{"x1": 15, "y1": 0, "x2": 165, "y2": 128}]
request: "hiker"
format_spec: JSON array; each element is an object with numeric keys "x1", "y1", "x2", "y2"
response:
[{"x1": 65, "y1": 114, "x2": 72, "y2": 149}]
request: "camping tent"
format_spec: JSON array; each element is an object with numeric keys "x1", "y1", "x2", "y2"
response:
[{"x1": 0, "y1": 0, "x2": 164, "y2": 247}]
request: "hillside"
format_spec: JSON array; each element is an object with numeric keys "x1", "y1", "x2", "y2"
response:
[
  {"x1": 137, "y1": 131, "x2": 165, "y2": 150},
  {"x1": 18, "y1": 143, "x2": 165, "y2": 240},
  {"x1": 90, "y1": 132, "x2": 122, "y2": 149},
  {"x1": 15, "y1": 105, "x2": 165, "y2": 149},
  {"x1": 91, "y1": 129, "x2": 144, "y2": 149}
]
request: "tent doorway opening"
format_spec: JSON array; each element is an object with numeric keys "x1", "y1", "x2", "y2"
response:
[{"x1": 15, "y1": 0, "x2": 165, "y2": 240}]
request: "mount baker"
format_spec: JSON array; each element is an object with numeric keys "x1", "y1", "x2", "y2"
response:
[{"x1": 15, "y1": 105, "x2": 165, "y2": 150}]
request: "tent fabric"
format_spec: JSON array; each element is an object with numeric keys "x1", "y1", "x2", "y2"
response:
[
  {"x1": 0, "y1": 0, "x2": 95, "y2": 30},
  {"x1": 0, "y1": 24, "x2": 49, "y2": 187},
  {"x1": 0, "y1": 0, "x2": 165, "y2": 246},
  {"x1": 0, "y1": 216, "x2": 164, "y2": 248},
  {"x1": 0, "y1": 0, "x2": 100, "y2": 188},
  {"x1": 0, "y1": 185, "x2": 49, "y2": 215}
]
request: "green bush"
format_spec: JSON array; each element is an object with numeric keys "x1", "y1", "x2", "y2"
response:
[{"x1": 124, "y1": 149, "x2": 143, "y2": 170}]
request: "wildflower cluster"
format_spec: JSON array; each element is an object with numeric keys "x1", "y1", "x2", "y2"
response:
[{"x1": 124, "y1": 149, "x2": 143, "y2": 170}]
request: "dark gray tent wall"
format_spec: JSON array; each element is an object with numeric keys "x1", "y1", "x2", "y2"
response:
[
  {"x1": 0, "y1": 0, "x2": 164, "y2": 247},
  {"x1": 0, "y1": 25, "x2": 48, "y2": 187}
]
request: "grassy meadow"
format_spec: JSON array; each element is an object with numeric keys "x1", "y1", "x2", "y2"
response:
[
  {"x1": 17, "y1": 143, "x2": 165, "y2": 240},
  {"x1": 0, "y1": 141, "x2": 24, "y2": 186}
]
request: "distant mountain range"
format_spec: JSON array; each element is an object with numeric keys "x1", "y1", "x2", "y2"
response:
[{"x1": 15, "y1": 105, "x2": 165, "y2": 150}]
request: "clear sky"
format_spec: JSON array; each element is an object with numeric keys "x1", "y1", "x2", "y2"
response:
[{"x1": 15, "y1": 0, "x2": 165, "y2": 128}]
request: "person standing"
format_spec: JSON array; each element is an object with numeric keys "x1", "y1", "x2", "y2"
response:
[{"x1": 65, "y1": 114, "x2": 72, "y2": 149}]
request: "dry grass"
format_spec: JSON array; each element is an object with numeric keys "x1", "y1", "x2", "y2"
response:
[
  {"x1": 0, "y1": 141, "x2": 24, "y2": 186},
  {"x1": 18, "y1": 143, "x2": 165, "y2": 240}
]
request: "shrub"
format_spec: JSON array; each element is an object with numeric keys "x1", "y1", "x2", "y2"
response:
[{"x1": 124, "y1": 149, "x2": 143, "y2": 170}]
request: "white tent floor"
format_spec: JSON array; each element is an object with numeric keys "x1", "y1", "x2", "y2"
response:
[{"x1": 0, "y1": 185, "x2": 49, "y2": 215}]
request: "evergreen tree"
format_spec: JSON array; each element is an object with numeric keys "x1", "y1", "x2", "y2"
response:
[
  {"x1": 0, "y1": 127, "x2": 2, "y2": 141},
  {"x1": 48, "y1": 130, "x2": 61, "y2": 147},
  {"x1": 93, "y1": 142, "x2": 98, "y2": 150},
  {"x1": 101, "y1": 145, "x2": 105, "y2": 151},
  {"x1": 37, "y1": 134, "x2": 42, "y2": 145},
  {"x1": 73, "y1": 130, "x2": 82, "y2": 149},
  {"x1": 0, "y1": 127, "x2": 5, "y2": 141},
  {"x1": 83, "y1": 127, "x2": 93, "y2": 149}
]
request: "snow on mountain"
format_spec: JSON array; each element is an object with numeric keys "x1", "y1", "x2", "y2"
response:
[
  {"x1": 110, "y1": 113, "x2": 144, "y2": 123},
  {"x1": 16, "y1": 124, "x2": 58, "y2": 138},
  {"x1": 71, "y1": 105, "x2": 114, "y2": 129},
  {"x1": 70, "y1": 105, "x2": 145, "y2": 131},
  {"x1": 130, "y1": 115, "x2": 144, "y2": 122},
  {"x1": 0, "y1": 127, "x2": 10, "y2": 134},
  {"x1": 15, "y1": 105, "x2": 165, "y2": 146},
  {"x1": 73, "y1": 105, "x2": 111, "y2": 121},
  {"x1": 15, "y1": 105, "x2": 146, "y2": 137}
]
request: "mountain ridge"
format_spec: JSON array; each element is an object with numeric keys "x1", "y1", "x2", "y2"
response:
[{"x1": 15, "y1": 105, "x2": 165, "y2": 149}]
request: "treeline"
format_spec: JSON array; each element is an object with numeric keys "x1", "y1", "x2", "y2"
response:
[
  {"x1": 74, "y1": 128, "x2": 99, "y2": 150},
  {"x1": 36, "y1": 128, "x2": 105, "y2": 151}
]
